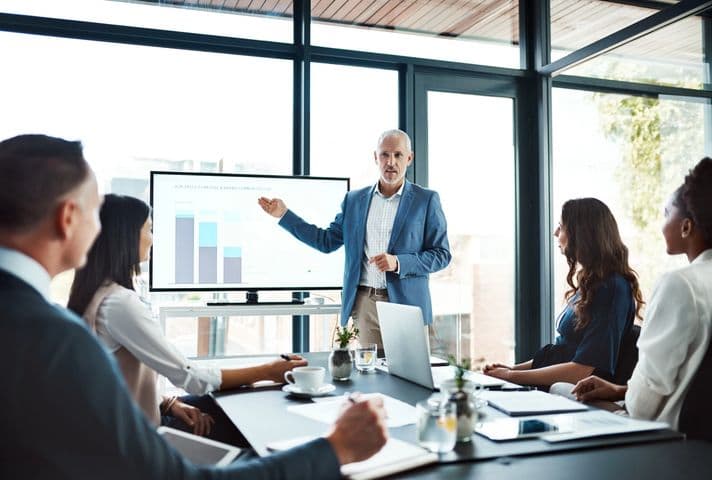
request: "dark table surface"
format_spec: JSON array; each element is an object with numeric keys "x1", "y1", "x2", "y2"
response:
[{"x1": 214, "y1": 352, "x2": 682, "y2": 461}]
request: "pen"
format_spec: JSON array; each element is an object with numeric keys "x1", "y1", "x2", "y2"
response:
[
  {"x1": 280, "y1": 354, "x2": 291, "y2": 361},
  {"x1": 347, "y1": 392, "x2": 359, "y2": 404}
]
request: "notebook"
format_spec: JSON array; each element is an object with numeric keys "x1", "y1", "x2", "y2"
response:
[
  {"x1": 479, "y1": 390, "x2": 589, "y2": 416},
  {"x1": 376, "y1": 301, "x2": 505, "y2": 390},
  {"x1": 267, "y1": 436, "x2": 438, "y2": 480}
]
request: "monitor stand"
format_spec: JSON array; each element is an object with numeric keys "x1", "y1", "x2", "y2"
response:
[{"x1": 207, "y1": 291, "x2": 305, "y2": 306}]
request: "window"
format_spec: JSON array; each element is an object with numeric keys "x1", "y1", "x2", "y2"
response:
[
  {"x1": 0, "y1": 30, "x2": 294, "y2": 355},
  {"x1": 310, "y1": 62, "x2": 399, "y2": 189},
  {"x1": 552, "y1": 87, "x2": 707, "y2": 322},
  {"x1": 427, "y1": 91, "x2": 516, "y2": 366}
]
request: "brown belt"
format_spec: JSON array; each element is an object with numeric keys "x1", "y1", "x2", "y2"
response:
[{"x1": 357, "y1": 285, "x2": 388, "y2": 296}]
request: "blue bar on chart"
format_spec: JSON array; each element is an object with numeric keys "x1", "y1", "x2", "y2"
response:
[
  {"x1": 223, "y1": 246, "x2": 242, "y2": 283},
  {"x1": 198, "y1": 222, "x2": 217, "y2": 284},
  {"x1": 175, "y1": 213, "x2": 194, "y2": 284}
]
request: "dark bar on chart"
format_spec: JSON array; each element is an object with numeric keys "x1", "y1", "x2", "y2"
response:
[
  {"x1": 223, "y1": 246, "x2": 242, "y2": 283},
  {"x1": 198, "y1": 222, "x2": 217, "y2": 284},
  {"x1": 175, "y1": 214, "x2": 194, "y2": 284}
]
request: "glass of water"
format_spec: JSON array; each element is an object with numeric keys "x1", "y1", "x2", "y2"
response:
[
  {"x1": 355, "y1": 343, "x2": 377, "y2": 372},
  {"x1": 416, "y1": 397, "x2": 457, "y2": 453}
]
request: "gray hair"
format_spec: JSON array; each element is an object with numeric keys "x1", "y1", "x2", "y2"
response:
[{"x1": 376, "y1": 129, "x2": 412, "y2": 152}]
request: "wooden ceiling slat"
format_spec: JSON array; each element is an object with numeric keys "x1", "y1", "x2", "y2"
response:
[
  {"x1": 273, "y1": 0, "x2": 292, "y2": 15},
  {"x1": 313, "y1": 0, "x2": 338, "y2": 17},
  {"x1": 322, "y1": 0, "x2": 352, "y2": 18},
  {"x1": 332, "y1": 0, "x2": 370, "y2": 22},
  {"x1": 401, "y1": 1, "x2": 454, "y2": 30},
  {"x1": 447, "y1": 1, "x2": 512, "y2": 37},
  {"x1": 223, "y1": 0, "x2": 239, "y2": 9},
  {"x1": 364, "y1": 1, "x2": 416, "y2": 26},
  {"x1": 422, "y1": 0, "x2": 474, "y2": 33},
  {"x1": 261, "y1": 0, "x2": 280, "y2": 11}
]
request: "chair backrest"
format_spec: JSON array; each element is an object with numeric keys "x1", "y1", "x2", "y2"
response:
[
  {"x1": 678, "y1": 339, "x2": 712, "y2": 441},
  {"x1": 612, "y1": 324, "x2": 641, "y2": 385}
]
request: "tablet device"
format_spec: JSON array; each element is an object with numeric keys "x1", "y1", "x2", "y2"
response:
[
  {"x1": 158, "y1": 426, "x2": 242, "y2": 466},
  {"x1": 475, "y1": 418, "x2": 562, "y2": 441}
]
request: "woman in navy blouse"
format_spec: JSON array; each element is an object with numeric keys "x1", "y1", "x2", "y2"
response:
[{"x1": 484, "y1": 198, "x2": 644, "y2": 387}]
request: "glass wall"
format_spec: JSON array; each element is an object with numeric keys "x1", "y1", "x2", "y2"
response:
[
  {"x1": 0, "y1": 30, "x2": 294, "y2": 357},
  {"x1": 309, "y1": 61, "x2": 399, "y2": 351},
  {"x1": 427, "y1": 91, "x2": 516, "y2": 367},
  {"x1": 551, "y1": 87, "x2": 708, "y2": 323}
]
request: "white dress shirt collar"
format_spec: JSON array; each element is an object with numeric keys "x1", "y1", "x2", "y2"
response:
[
  {"x1": 0, "y1": 246, "x2": 52, "y2": 300},
  {"x1": 373, "y1": 180, "x2": 405, "y2": 199}
]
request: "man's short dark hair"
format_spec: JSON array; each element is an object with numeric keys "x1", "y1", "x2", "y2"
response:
[{"x1": 0, "y1": 134, "x2": 89, "y2": 232}]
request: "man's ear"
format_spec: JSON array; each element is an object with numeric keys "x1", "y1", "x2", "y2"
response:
[
  {"x1": 681, "y1": 217, "x2": 693, "y2": 238},
  {"x1": 54, "y1": 199, "x2": 77, "y2": 241},
  {"x1": 407, "y1": 151, "x2": 414, "y2": 167}
]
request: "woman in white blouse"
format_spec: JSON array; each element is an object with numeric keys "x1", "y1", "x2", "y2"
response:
[
  {"x1": 570, "y1": 157, "x2": 712, "y2": 431},
  {"x1": 68, "y1": 194, "x2": 307, "y2": 443}
]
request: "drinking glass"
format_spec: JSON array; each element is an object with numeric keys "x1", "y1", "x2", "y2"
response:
[
  {"x1": 355, "y1": 343, "x2": 377, "y2": 372},
  {"x1": 416, "y1": 397, "x2": 457, "y2": 453}
]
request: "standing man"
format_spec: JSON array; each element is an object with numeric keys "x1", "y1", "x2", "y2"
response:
[
  {"x1": 0, "y1": 134, "x2": 387, "y2": 479},
  {"x1": 259, "y1": 129, "x2": 451, "y2": 349}
]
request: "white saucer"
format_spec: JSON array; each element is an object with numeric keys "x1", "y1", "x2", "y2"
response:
[{"x1": 282, "y1": 383, "x2": 336, "y2": 398}]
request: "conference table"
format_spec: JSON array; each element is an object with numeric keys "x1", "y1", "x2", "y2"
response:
[{"x1": 213, "y1": 352, "x2": 712, "y2": 479}]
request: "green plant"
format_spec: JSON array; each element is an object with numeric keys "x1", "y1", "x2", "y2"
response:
[
  {"x1": 334, "y1": 325, "x2": 359, "y2": 349},
  {"x1": 448, "y1": 355, "x2": 471, "y2": 390}
]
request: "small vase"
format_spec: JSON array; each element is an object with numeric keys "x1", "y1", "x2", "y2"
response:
[
  {"x1": 328, "y1": 348, "x2": 352, "y2": 381},
  {"x1": 441, "y1": 379, "x2": 480, "y2": 442}
]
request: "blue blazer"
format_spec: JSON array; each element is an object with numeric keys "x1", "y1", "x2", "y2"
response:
[{"x1": 279, "y1": 180, "x2": 451, "y2": 325}]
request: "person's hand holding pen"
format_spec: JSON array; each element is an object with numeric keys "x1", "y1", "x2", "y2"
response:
[
  {"x1": 326, "y1": 392, "x2": 388, "y2": 465},
  {"x1": 262, "y1": 354, "x2": 308, "y2": 383}
]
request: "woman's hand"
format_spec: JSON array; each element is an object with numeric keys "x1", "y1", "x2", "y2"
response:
[
  {"x1": 484, "y1": 367, "x2": 512, "y2": 381},
  {"x1": 263, "y1": 355, "x2": 309, "y2": 383},
  {"x1": 483, "y1": 362, "x2": 511, "y2": 373},
  {"x1": 571, "y1": 375, "x2": 625, "y2": 402},
  {"x1": 170, "y1": 400, "x2": 214, "y2": 437}
]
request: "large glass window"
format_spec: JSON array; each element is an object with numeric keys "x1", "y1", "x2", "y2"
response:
[
  {"x1": 0, "y1": 31, "x2": 294, "y2": 356},
  {"x1": 550, "y1": 0, "x2": 655, "y2": 61},
  {"x1": 309, "y1": 62, "x2": 398, "y2": 351},
  {"x1": 310, "y1": 62, "x2": 399, "y2": 188},
  {"x1": 311, "y1": 0, "x2": 520, "y2": 67},
  {"x1": 427, "y1": 91, "x2": 516, "y2": 367},
  {"x1": 552, "y1": 87, "x2": 708, "y2": 323},
  {"x1": 1, "y1": 0, "x2": 292, "y2": 42}
]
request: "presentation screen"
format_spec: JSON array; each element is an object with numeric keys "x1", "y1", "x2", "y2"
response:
[{"x1": 150, "y1": 171, "x2": 349, "y2": 292}]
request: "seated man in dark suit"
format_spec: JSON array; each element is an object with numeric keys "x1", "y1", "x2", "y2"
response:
[{"x1": 0, "y1": 134, "x2": 387, "y2": 480}]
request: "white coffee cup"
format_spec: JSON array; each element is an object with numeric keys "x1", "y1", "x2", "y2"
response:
[{"x1": 284, "y1": 366, "x2": 325, "y2": 393}]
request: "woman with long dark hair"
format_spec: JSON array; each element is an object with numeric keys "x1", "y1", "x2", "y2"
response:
[
  {"x1": 484, "y1": 198, "x2": 644, "y2": 387},
  {"x1": 69, "y1": 194, "x2": 306, "y2": 443},
  {"x1": 572, "y1": 158, "x2": 712, "y2": 434}
]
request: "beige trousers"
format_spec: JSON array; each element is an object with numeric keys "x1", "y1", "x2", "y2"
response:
[
  {"x1": 350, "y1": 288, "x2": 388, "y2": 350},
  {"x1": 350, "y1": 289, "x2": 430, "y2": 354}
]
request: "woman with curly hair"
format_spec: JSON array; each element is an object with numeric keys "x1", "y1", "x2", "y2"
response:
[
  {"x1": 484, "y1": 198, "x2": 644, "y2": 387},
  {"x1": 572, "y1": 158, "x2": 712, "y2": 434}
]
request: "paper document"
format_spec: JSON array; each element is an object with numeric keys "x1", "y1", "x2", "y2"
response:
[
  {"x1": 480, "y1": 390, "x2": 588, "y2": 416},
  {"x1": 268, "y1": 436, "x2": 438, "y2": 480},
  {"x1": 287, "y1": 393, "x2": 417, "y2": 428},
  {"x1": 540, "y1": 409, "x2": 669, "y2": 442}
]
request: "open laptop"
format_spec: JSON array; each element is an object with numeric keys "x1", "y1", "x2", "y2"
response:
[{"x1": 376, "y1": 301, "x2": 505, "y2": 390}]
